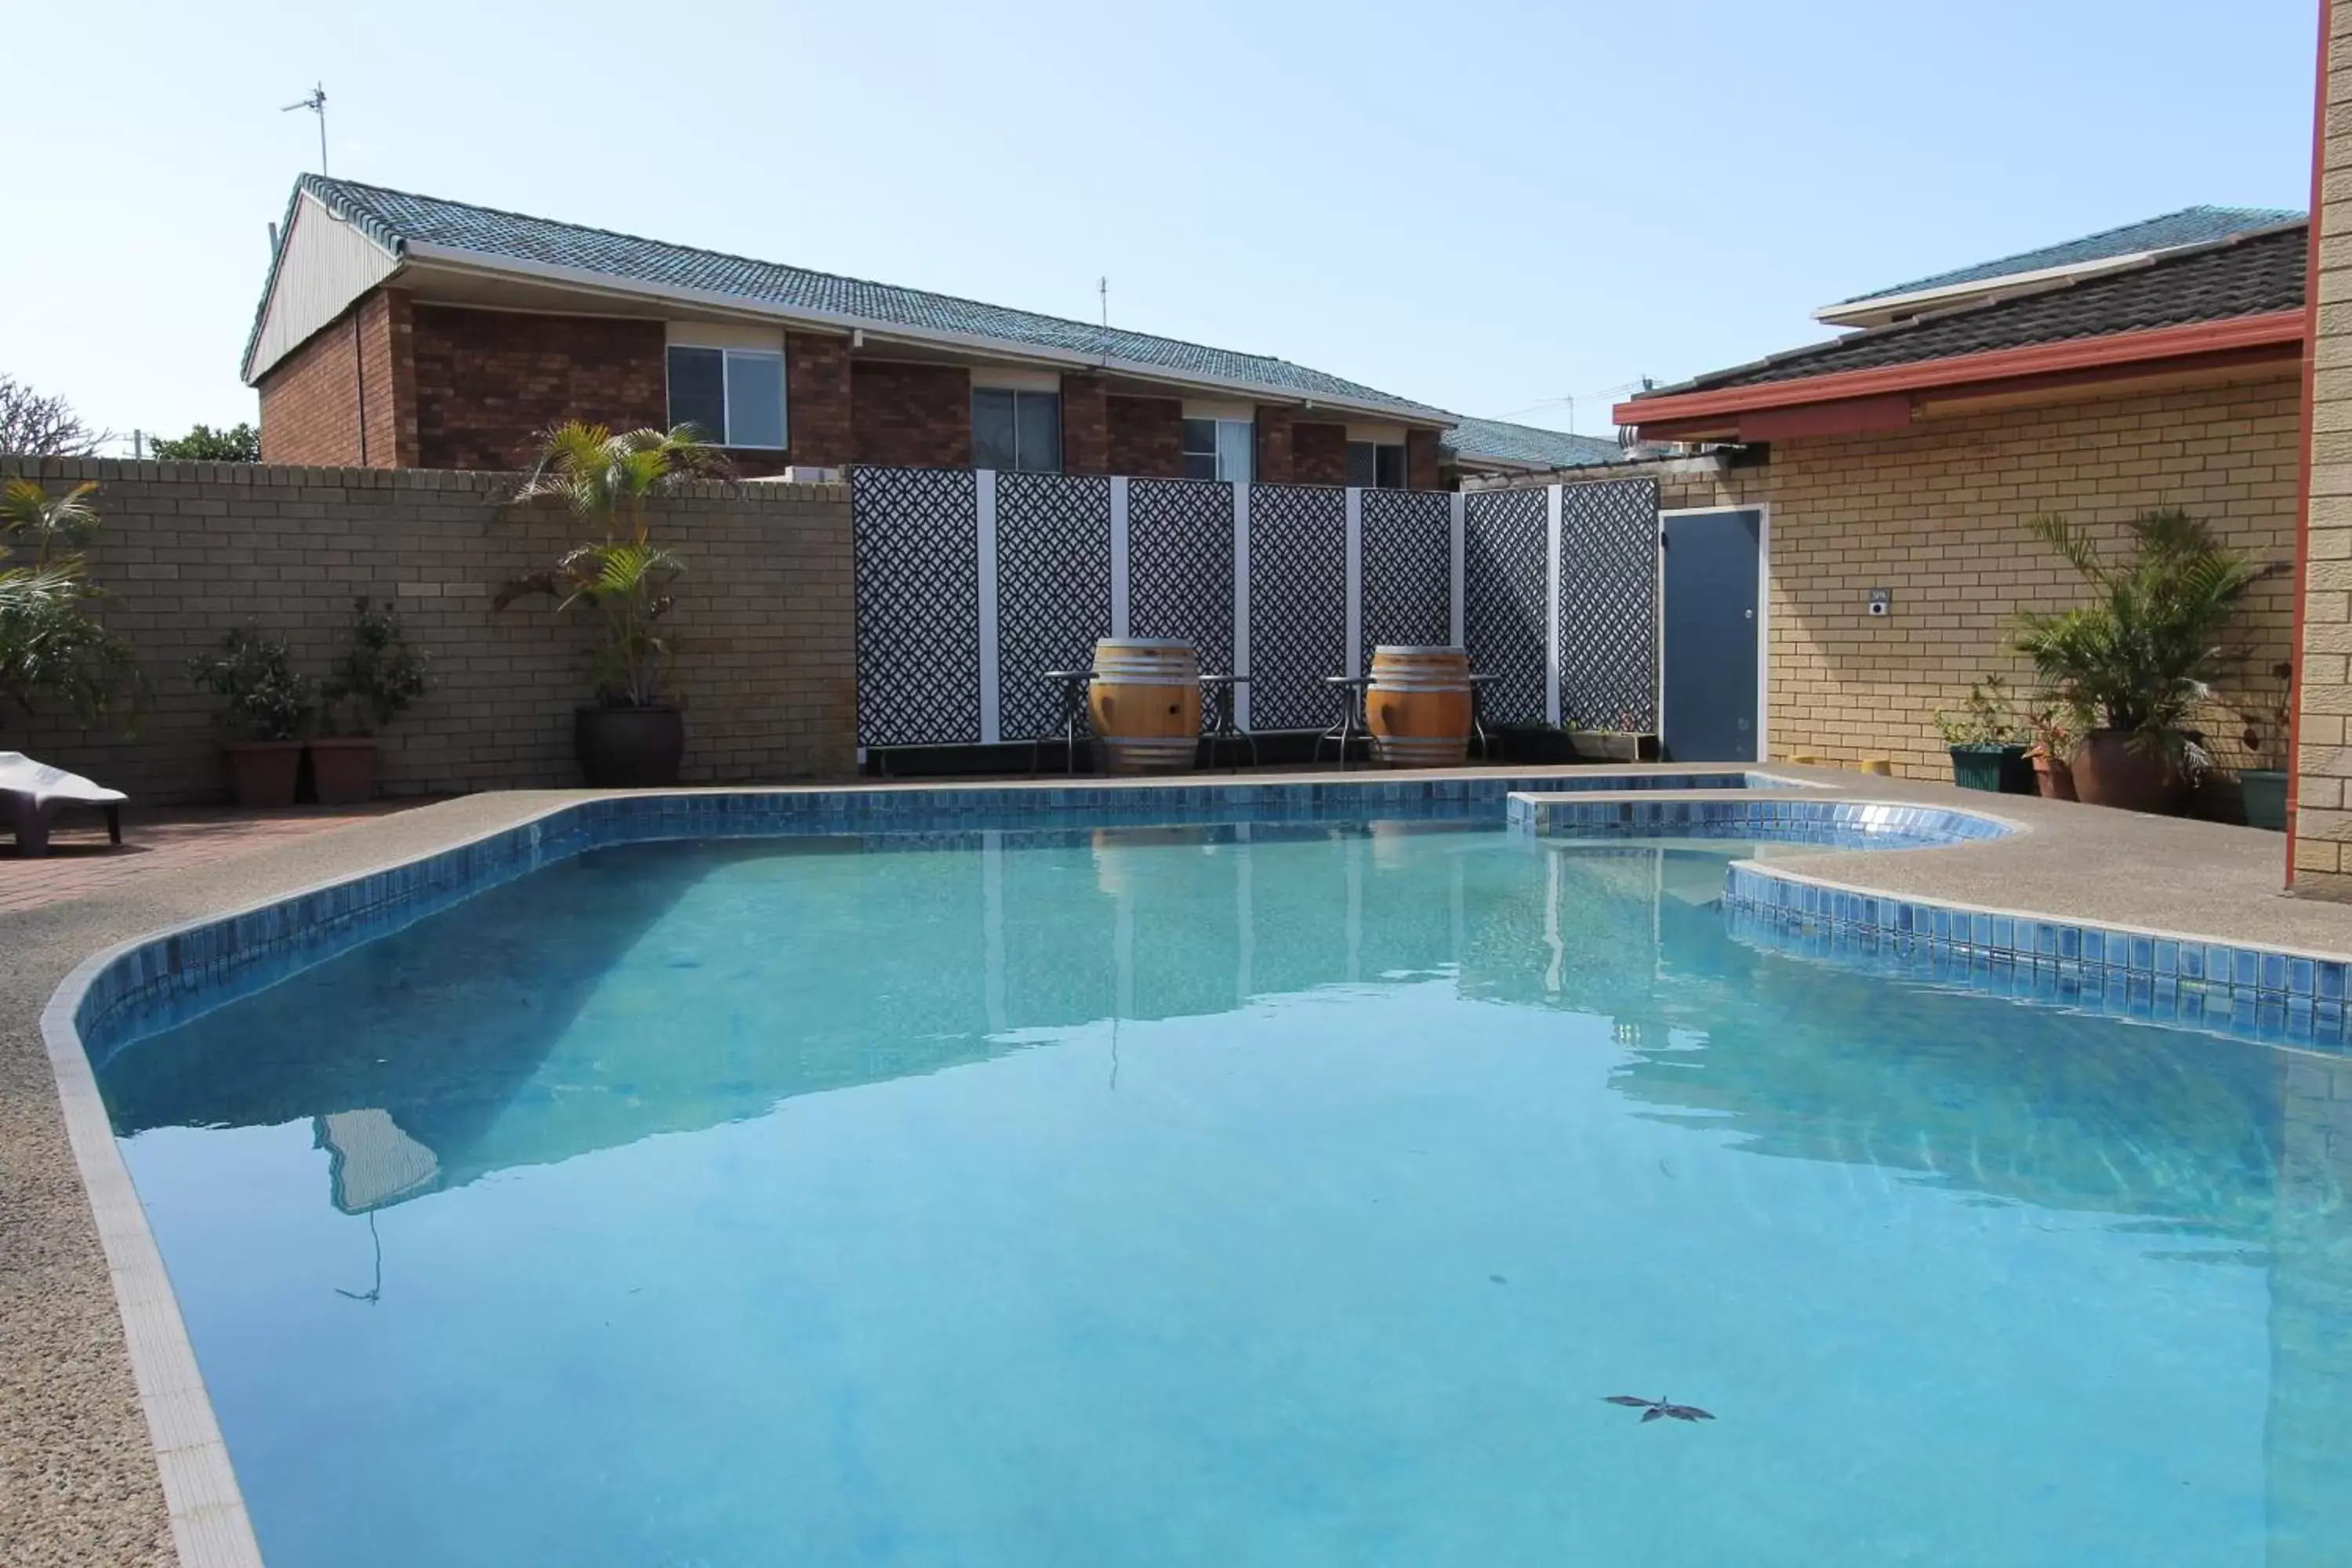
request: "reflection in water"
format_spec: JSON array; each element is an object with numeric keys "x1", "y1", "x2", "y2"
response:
[{"x1": 97, "y1": 821, "x2": 2352, "y2": 1565}]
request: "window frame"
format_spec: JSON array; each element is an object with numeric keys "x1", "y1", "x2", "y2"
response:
[
  {"x1": 971, "y1": 386, "x2": 1063, "y2": 474},
  {"x1": 1182, "y1": 416, "x2": 1253, "y2": 483},
  {"x1": 664, "y1": 344, "x2": 788, "y2": 450},
  {"x1": 1347, "y1": 439, "x2": 1406, "y2": 490}
]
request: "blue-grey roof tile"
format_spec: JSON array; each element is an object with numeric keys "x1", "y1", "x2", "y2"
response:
[
  {"x1": 1440, "y1": 416, "x2": 1627, "y2": 469},
  {"x1": 1835, "y1": 205, "x2": 2303, "y2": 306},
  {"x1": 264, "y1": 176, "x2": 1443, "y2": 416}
]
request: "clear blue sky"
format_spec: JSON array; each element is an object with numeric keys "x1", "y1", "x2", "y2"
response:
[{"x1": 1, "y1": 0, "x2": 2320, "y2": 449}]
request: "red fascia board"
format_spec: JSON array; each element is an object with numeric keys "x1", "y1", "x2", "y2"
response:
[
  {"x1": 1612, "y1": 311, "x2": 2307, "y2": 430},
  {"x1": 1737, "y1": 394, "x2": 1913, "y2": 441}
]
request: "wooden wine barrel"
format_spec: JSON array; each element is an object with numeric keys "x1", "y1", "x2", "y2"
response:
[
  {"x1": 1366, "y1": 645, "x2": 1472, "y2": 768},
  {"x1": 1089, "y1": 639, "x2": 1202, "y2": 775}
]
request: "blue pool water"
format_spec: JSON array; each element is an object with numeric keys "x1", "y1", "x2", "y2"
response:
[{"x1": 97, "y1": 818, "x2": 2352, "y2": 1566}]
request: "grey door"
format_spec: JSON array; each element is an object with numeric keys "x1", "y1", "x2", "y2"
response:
[{"x1": 1661, "y1": 509, "x2": 1761, "y2": 762}]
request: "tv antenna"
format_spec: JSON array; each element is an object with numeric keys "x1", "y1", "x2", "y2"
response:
[
  {"x1": 283, "y1": 82, "x2": 329, "y2": 175},
  {"x1": 1098, "y1": 276, "x2": 1108, "y2": 328}
]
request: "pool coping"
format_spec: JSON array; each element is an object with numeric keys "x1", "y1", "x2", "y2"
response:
[
  {"x1": 1720, "y1": 858, "x2": 2352, "y2": 1048},
  {"x1": 18, "y1": 763, "x2": 2349, "y2": 1568}
]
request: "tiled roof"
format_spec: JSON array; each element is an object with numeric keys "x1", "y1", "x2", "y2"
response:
[
  {"x1": 1834, "y1": 205, "x2": 2303, "y2": 306},
  {"x1": 1647, "y1": 224, "x2": 2306, "y2": 397},
  {"x1": 1440, "y1": 416, "x2": 1627, "y2": 469},
  {"x1": 269, "y1": 175, "x2": 1444, "y2": 417}
]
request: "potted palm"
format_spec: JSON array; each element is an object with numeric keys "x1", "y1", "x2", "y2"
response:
[
  {"x1": 187, "y1": 625, "x2": 314, "y2": 808},
  {"x1": 1933, "y1": 676, "x2": 2031, "y2": 792},
  {"x1": 314, "y1": 597, "x2": 430, "y2": 804},
  {"x1": 499, "y1": 422, "x2": 728, "y2": 786},
  {"x1": 0, "y1": 478, "x2": 140, "y2": 733},
  {"x1": 2234, "y1": 659, "x2": 2293, "y2": 832},
  {"x1": 2010, "y1": 509, "x2": 2277, "y2": 815}
]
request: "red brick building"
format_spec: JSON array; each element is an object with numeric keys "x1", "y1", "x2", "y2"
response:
[{"x1": 246, "y1": 176, "x2": 1454, "y2": 486}]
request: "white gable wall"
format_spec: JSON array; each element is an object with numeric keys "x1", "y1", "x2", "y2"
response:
[{"x1": 245, "y1": 191, "x2": 400, "y2": 382}]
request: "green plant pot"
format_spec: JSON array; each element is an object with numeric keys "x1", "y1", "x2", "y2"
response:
[
  {"x1": 2240, "y1": 768, "x2": 2289, "y2": 832},
  {"x1": 1948, "y1": 743, "x2": 2030, "y2": 793}
]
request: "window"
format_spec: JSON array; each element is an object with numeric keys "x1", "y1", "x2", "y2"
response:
[
  {"x1": 665, "y1": 346, "x2": 786, "y2": 448},
  {"x1": 1347, "y1": 440, "x2": 1406, "y2": 489},
  {"x1": 1182, "y1": 418, "x2": 1253, "y2": 482},
  {"x1": 973, "y1": 387, "x2": 1062, "y2": 472}
]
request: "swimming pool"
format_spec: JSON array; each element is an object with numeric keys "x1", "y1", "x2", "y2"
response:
[{"x1": 90, "y1": 808, "x2": 2352, "y2": 1566}]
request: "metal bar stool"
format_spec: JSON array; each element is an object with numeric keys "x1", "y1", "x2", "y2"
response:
[
  {"x1": 1467, "y1": 672, "x2": 1501, "y2": 762},
  {"x1": 1198, "y1": 673, "x2": 1255, "y2": 771},
  {"x1": 1033, "y1": 670, "x2": 1093, "y2": 778},
  {"x1": 1314, "y1": 673, "x2": 1374, "y2": 769}
]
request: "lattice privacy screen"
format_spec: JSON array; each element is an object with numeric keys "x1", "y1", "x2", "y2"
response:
[
  {"x1": 850, "y1": 468, "x2": 1656, "y2": 750},
  {"x1": 1559, "y1": 478, "x2": 1659, "y2": 731},
  {"x1": 1127, "y1": 479, "x2": 1237, "y2": 680},
  {"x1": 1247, "y1": 484, "x2": 1347, "y2": 732},
  {"x1": 994, "y1": 472, "x2": 1112, "y2": 742},
  {"x1": 855, "y1": 466, "x2": 981, "y2": 747},
  {"x1": 1359, "y1": 488, "x2": 1453, "y2": 676},
  {"x1": 1463, "y1": 487, "x2": 1548, "y2": 727}
]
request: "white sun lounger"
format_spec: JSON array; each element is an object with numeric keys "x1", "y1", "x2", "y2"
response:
[{"x1": 0, "y1": 751, "x2": 126, "y2": 858}]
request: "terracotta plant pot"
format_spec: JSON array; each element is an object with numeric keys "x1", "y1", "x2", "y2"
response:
[
  {"x1": 2031, "y1": 750, "x2": 2078, "y2": 801},
  {"x1": 575, "y1": 705, "x2": 685, "y2": 787},
  {"x1": 2069, "y1": 729, "x2": 2183, "y2": 815},
  {"x1": 308, "y1": 737, "x2": 379, "y2": 804},
  {"x1": 221, "y1": 740, "x2": 303, "y2": 808}
]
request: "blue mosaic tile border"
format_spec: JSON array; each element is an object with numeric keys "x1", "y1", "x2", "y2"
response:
[
  {"x1": 67, "y1": 771, "x2": 1784, "y2": 1056},
  {"x1": 1722, "y1": 862, "x2": 2352, "y2": 1050},
  {"x1": 1508, "y1": 793, "x2": 2011, "y2": 848}
]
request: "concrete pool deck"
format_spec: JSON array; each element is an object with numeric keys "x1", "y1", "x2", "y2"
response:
[{"x1": 1, "y1": 762, "x2": 2343, "y2": 1566}]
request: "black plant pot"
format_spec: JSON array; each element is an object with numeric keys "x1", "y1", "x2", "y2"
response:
[{"x1": 575, "y1": 705, "x2": 685, "y2": 788}]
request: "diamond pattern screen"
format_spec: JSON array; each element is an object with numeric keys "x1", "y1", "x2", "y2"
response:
[
  {"x1": 853, "y1": 465, "x2": 1620, "y2": 752},
  {"x1": 1559, "y1": 477, "x2": 1658, "y2": 731},
  {"x1": 854, "y1": 466, "x2": 981, "y2": 747},
  {"x1": 1127, "y1": 479, "x2": 1236, "y2": 677},
  {"x1": 994, "y1": 472, "x2": 1112, "y2": 740},
  {"x1": 1246, "y1": 484, "x2": 1347, "y2": 731},
  {"x1": 1359, "y1": 488, "x2": 1452, "y2": 675},
  {"x1": 1463, "y1": 488, "x2": 1548, "y2": 725}
]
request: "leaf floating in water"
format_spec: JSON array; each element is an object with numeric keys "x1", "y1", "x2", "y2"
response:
[{"x1": 1605, "y1": 1395, "x2": 1715, "y2": 1423}]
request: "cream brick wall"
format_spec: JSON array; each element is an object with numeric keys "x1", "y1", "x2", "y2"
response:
[
  {"x1": 2299, "y1": 2, "x2": 2352, "y2": 897},
  {"x1": 0, "y1": 457, "x2": 858, "y2": 803},
  {"x1": 1552, "y1": 375, "x2": 2301, "y2": 780}
]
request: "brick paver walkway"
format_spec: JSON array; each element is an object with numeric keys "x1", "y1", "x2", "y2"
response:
[{"x1": 0, "y1": 800, "x2": 434, "y2": 913}]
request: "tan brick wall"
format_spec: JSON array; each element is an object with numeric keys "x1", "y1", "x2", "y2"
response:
[
  {"x1": 0, "y1": 458, "x2": 857, "y2": 804},
  {"x1": 2299, "y1": 0, "x2": 2352, "y2": 896},
  {"x1": 1522, "y1": 374, "x2": 2302, "y2": 779}
]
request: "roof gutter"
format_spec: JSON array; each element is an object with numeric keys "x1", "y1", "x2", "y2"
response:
[
  {"x1": 390, "y1": 243, "x2": 1455, "y2": 428},
  {"x1": 1613, "y1": 310, "x2": 2307, "y2": 435}
]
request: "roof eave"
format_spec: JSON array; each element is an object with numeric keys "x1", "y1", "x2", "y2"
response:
[
  {"x1": 398, "y1": 243, "x2": 1454, "y2": 427},
  {"x1": 1613, "y1": 310, "x2": 2307, "y2": 435}
]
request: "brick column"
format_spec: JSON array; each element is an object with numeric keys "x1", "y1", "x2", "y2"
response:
[
  {"x1": 786, "y1": 332, "x2": 853, "y2": 468},
  {"x1": 1062, "y1": 374, "x2": 1110, "y2": 473},
  {"x1": 2296, "y1": 0, "x2": 2352, "y2": 897},
  {"x1": 1254, "y1": 405, "x2": 1294, "y2": 484},
  {"x1": 379, "y1": 288, "x2": 420, "y2": 467},
  {"x1": 1406, "y1": 427, "x2": 1442, "y2": 492}
]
